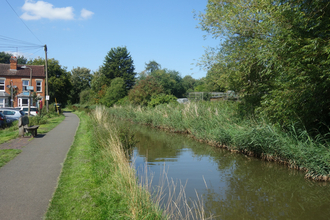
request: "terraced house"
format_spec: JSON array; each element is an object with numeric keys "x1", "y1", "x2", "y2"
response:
[{"x1": 0, "y1": 56, "x2": 45, "y2": 108}]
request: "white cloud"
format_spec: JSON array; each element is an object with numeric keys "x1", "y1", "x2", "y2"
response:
[
  {"x1": 20, "y1": 1, "x2": 94, "y2": 21},
  {"x1": 80, "y1": 8, "x2": 94, "y2": 20}
]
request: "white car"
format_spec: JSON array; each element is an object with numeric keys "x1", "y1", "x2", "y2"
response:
[{"x1": 19, "y1": 106, "x2": 39, "y2": 116}]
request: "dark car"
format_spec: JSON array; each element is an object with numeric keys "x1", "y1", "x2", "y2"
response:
[{"x1": 0, "y1": 112, "x2": 6, "y2": 128}]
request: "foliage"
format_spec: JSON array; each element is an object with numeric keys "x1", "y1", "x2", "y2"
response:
[
  {"x1": 79, "y1": 89, "x2": 92, "y2": 104},
  {"x1": 115, "y1": 96, "x2": 130, "y2": 106},
  {"x1": 28, "y1": 57, "x2": 72, "y2": 105},
  {"x1": 197, "y1": 0, "x2": 330, "y2": 133},
  {"x1": 150, "y1": 69, "x2": 185, "y2": 98},
  {"x1": 129, "y1": 76, "x2": 164, "y2": 106},
  {"x1": 148, "y1": 93, "x2": 177, "y2": 107},
  {"x1": 145, "y1": 60, "x2": 161, "y2": 73},
  {"x1": 70, "y1": 67, "x2": 93, "y2": 104},
  {"x1": 101, "y1": 46, "x2": 136, "y2": 91},
  {"x1": 100, "y1": 77, "x2": 127, "y2": 107},
  {"x1": 0, "y1": 52, "x2": 27, "y2": 64}
]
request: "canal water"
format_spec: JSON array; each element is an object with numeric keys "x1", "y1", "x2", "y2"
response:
[{"x1": 129, "y1": 124, "x2": 330, "y2": 219}]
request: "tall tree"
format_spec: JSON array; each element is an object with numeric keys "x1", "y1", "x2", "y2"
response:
[
  {"x1": 145, "y1": 60, "x2": 161, "y2": 73},
  {"x1": 27, "y1": 57, "x2": 72, "y2": 104},
  {"x1": 70, "y1": 67, "x2": 93, "y2": 104},
  {"x1": 101, "y1": 46, "x2": 136, "y2": 91}
]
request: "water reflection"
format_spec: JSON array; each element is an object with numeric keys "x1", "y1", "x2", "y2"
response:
[{"x1": 129, "y1": 124, "x2": 330, "y2": 219}]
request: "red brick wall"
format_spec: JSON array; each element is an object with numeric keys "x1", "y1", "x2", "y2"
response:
[{"x1": 4, "y1": 77, "x2": 45, "y2": 108}]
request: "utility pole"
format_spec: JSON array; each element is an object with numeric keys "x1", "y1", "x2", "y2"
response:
[{"x1": 44, "y1": 45, "x2": 49, "y2": 112}]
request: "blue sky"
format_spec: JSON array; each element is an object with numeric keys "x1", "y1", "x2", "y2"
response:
[{"x1": 1, "y1": 0, "x2": 219, "y2": 79}]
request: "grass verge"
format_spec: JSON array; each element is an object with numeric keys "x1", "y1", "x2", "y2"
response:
[
  {"x1": 107, "y1": 102, "x2": 330, "y2": 181},
  {"x1": 0, "y1": 149, "x2": 21, "y2": 168},
  {"x1": 46, "y1": 108, "x2": 164, "y2": 219}
]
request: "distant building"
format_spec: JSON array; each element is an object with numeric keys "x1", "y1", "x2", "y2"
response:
[{"x1": 0, "y1": 56, "x2": 45, "y2": 108}]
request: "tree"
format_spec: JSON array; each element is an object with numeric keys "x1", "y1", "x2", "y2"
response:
[
  {"x1": 150, "y1": 69, "x2": 185, "y2": 98},
  {"x1": 145, "y1": 60, "x2": 161, "y2": 73},
  {"x1": 101, "y1": 46, "x2": 136, "y2": 91},
  {"x1": 70, "y1": 67, "x2": 93, "y2": 104},
  {"x1": 100, "y1": 77, "x2": 127, "y2": 107},
  {"x1": 128, "y1": 76, "x2": 164, "y2": 106},
  {"x1": 27, "y1": 57, "x2": 72, "y2": 105},
  {"x1": 197, "y1": 0, "x2": 330, "y2": 132},
  {"x1": 0, "y1": 52, "x2": 27, "y2": 64}
]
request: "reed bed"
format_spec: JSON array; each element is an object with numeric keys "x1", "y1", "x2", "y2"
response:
[
  {"x1": 92, "y1": 106, "x2": 213, "y2": 219},
  {"x1": 109, "y1": 102, "x2": 330, "y2": 181}
]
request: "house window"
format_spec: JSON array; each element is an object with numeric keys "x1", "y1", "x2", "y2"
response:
[
  {"x1": 36, "y1": 81, "x2": 42, "y2": 92},
  {"x1": 22, "y1": 80, "x2": 29, "y2": 91},
  {"x1": 0, "y1": 79, "x2": 4, "y2": 91}
]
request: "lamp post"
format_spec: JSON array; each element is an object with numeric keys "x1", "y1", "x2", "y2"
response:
[{"x1": 21, "y1": 65, "x2": 32, "y2": 117}]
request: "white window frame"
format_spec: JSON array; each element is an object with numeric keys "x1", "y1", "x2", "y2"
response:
[
  {"x1": 35, "y1": 79, "x2": 43, "y2": 93},
  {"x1": 22, "y1": 78, "x2": 30, "y2": 91},
  {"x1": 0, "y1": 78, "x2": 5, "y2": 91},
  {"x1": 18, "y1": 98, "x2": 32, "y2": 107}
]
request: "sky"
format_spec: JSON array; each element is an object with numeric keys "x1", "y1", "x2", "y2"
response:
[{"x1": 1, "y1": 0, "x2": 220, "y2": 79}]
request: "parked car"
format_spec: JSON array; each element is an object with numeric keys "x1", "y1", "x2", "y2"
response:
[
  {"x1": 0, "y1": 112, "x2": 6, "y2": 128},
  {"x1": 0, "y1": 108, "x2": 25, "y2": 124},
  {"x1": 19, "y1": 106, "x2": 38, "y2": 116}
]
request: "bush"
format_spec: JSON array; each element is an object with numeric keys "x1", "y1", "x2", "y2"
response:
[{"x1": 148, "y1": 93, "x2": 177, "y2": 107}]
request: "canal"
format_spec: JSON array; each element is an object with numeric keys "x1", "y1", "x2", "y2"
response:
[{"x1": 129, "y1": 124, "x2": 330, "y2": 219}]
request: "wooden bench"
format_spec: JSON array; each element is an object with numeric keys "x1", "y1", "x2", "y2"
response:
[{"x1": 19, "y1": 116, "x2": 40, "y2": 137}]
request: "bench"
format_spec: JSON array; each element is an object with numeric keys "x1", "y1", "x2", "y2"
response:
[
  {"x1": 25, "y1": 125, "x2": 40, "y2": 137},
  {"x1": 19, "y1": 116, "x2": 39, "y2": 137}
]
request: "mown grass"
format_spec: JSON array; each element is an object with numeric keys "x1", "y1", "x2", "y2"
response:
[
  {"x1": 0, "y1": 149, "x2": 21, "y2": 168},
  {"x1": 0, "y1": 113, "x2": 65, "y2": 144},
  {"x1": 46, "y1": 108, "x2": 164, "y2": 219},
  {"x1": 107, "y1": 101, "x2": 330, "y2": 181}
]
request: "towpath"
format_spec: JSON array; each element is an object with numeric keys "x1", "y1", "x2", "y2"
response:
[{"x1": 0, "y1": 112, "x2": 79, "y2": 220}]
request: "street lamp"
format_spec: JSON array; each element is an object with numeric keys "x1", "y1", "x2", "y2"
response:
[{"x1": 21, "y1": 65, "x2": 32, "y2": 117}]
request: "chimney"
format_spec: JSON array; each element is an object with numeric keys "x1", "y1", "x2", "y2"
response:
[{"x1": 10, "y1": 56, "x2": 17, "y2": 71}]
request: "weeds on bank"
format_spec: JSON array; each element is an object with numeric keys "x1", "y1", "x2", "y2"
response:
[{"x1": 108, "y1": 102, "x2": 330, "y2": 181}]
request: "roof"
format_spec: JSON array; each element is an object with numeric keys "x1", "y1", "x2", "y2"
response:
[{"x1": 0, "y1": 64, "x2": 45, "y2": 78}]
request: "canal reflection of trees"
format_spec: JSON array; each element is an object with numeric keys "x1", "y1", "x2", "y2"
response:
[{"x1": 130, "y1": 123, "x2": 330, "y2": 219}]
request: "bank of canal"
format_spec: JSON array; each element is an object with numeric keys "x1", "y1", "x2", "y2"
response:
[{"x1": 130, "y1": 123, "x2": 330, "y2": 219}]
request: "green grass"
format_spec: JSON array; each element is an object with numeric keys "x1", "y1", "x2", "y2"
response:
[
  {"x1": 0, "y1": 149, "x2": 21, "y2": 168},
  {"x1": 107, "y1": 102, "x2": 330, "y2": 181},
  {"x1": 46, "y1": 109, "x2": 163, "y2": 220},
  {"x1": 0, "y1": 114, "x2": 65, "y2": 144},
  {"x1": 46, "y1": 111, "x2": 101, "y2": 219}
]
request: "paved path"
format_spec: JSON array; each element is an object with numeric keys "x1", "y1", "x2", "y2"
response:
[{"x1": 0, "y1": 112, "x2": 79, "y2": 220}]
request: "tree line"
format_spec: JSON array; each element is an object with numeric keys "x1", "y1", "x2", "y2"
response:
[{"x1": 1, "y1": 47, "x2": 211, "y2": 108}]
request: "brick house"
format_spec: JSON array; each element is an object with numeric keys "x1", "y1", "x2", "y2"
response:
[{"x1": 0, "y1": 56, "x2": 45, "y2": 108}]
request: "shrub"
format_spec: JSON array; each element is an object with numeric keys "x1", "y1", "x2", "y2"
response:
[{"x1": 148, "y1": 93, "x2": 177, "y2": 107}]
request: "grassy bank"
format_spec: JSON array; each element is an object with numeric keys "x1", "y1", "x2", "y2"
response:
[
  {"x1": 0, "y1": 113, "x2": 65, "y2": 145},
  {"x1": 107, "y1": 102, "x2": 330, "y2": 181},
  {"x1": 46, "y1": 108, "x2": 163, "y2": 219}
]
